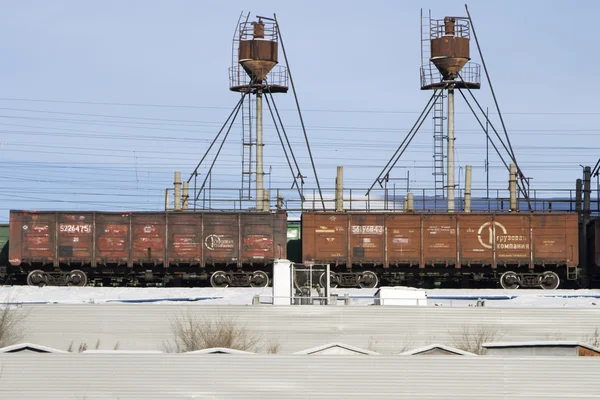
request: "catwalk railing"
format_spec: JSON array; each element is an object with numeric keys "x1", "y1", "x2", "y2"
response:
[{"x1": 184, "y1": 187, "x2": 597, "y2": 215}]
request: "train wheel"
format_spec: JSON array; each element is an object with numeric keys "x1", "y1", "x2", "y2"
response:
[
  {"x1": 250, "y1": 270, "x2": 269, "y2": 288},
  {"x1": 27, "y1": 270, "x2": 48, "y2": 287},
  {"x1": 358, "y1": 271, "x2": 379, "y2": 289},
  {"x1": 500, "y1": 271, "x2": 520, "y2": 290},
  {"x1": 67, "y1": 270, "x2": 88, "y2": 287},
  {"x1": 539, "y1": 271, "x2": 560, "y2": 290},
  {"x1": 319, "y1": 272, "x2": 338, "y2": 289},
  {"x1": 210, "y1": 271, "x2": 230, "y2": 288}
]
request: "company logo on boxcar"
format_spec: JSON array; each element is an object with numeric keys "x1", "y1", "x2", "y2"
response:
[
  {"x1": 477, "y1": 222, "x2": 529, "y2": 250},
  {"x1": 204, "y1": 234, "x2": 234, "y2": 250}
]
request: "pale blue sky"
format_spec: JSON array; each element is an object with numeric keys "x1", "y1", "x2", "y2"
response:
[{"x1": 0, "y1": 0, "x2": 597, "y2": 217}]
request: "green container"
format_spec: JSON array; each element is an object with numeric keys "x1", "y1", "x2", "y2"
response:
[
  {"x1": 0, "y1": 224, "x2": 9, "y2": 266},
  {"x1": 286, "y1": 221, "x2": 302, "y2": 263}
]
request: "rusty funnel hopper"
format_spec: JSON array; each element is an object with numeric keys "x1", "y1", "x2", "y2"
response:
[
  {"x1": 238, "y1": 21, "x2": 278, "y2": 84},
  {"x1": 430, "y1": 17, "x2": 470, "y2": 81}
]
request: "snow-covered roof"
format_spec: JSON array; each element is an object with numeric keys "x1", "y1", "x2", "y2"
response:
[
  {"x1": 399, "y1": 343, "x2": 477, "y2": 356},
  {"x1": 82, "y1": 350, "x2": 163, "y2": 354},
  {"x1": 482, "y1": 341, "x2": 600, "y2": 353},
  {"x1": 293, "y1": 342, "x2": 380, "y2": 355},
  {"x1": 0, "y1": 342, "x2": 67, "y2": 354},
  {"x1": 184, "y1": 347, "x2": 255, "y2": 355}
]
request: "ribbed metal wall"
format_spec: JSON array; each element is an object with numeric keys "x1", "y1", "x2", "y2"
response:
[
  {"x1": 18, "y1": 305, "x2": 600, "y2": 353},
  {"x1": 0, "y1": 354, "x2": 598, "y2": 399}
]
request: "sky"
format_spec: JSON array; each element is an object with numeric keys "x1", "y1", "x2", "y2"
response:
[{"x1": 0, "y1": 0, "x2": 598, "y2": 219}]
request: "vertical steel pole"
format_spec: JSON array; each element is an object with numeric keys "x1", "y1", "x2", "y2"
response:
[
  {"x1": 447, "y1": 85, "x2": 455, "y2": 212},
  {"x1": 256, "y1": 91, "x2": 264, "y2": 211},
  {"x1": 182, "y1": 182, "x2": 189, "y2": 211},
  {"x1": 584, "y1": 166, "x2": 591, "y2": 219},
  {"x1": 485, "y1": 107, "x2": 489, "y2": 200}
]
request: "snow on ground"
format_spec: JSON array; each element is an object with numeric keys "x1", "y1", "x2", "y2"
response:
[{"x1": 2, "y1": 285, "x2": 600, "y2": 308}]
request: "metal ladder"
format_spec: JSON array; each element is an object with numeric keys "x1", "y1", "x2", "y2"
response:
[
  {"x1": 240, "y1": 95, "x2": 255, "y2": 200},
  {"x1": 432, "y1": 94, "x2": 446, "y2": 200}
]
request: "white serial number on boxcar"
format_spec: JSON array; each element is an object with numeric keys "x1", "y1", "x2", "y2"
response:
[{"x1": 60, "y1": 224, "x2": 91, "y2": 234}]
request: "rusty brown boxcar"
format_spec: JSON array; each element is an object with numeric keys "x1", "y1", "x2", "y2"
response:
[
  {"x1": 9, "y1": 210, "x2": 287, "y2": 287},
  {"x1": 302, "y1": 212, "x2": 578, "y2": 289}
]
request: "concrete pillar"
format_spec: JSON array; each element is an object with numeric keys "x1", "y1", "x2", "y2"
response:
[
  {"x1": 407, "y1": 192, "x2": 414, "y2": 212},
  {"x1": 335, "y1": 166, "x2": 344, "y2": 212},
  {"x1": 174, "y1": 171, "x2": 181, "y2": 211},
  {"x1": 263, "y1": 189, "x2": 270, "y2": 212},
  {"x1": 509, "y1": 164, "x2": 517, "y2": 212}
]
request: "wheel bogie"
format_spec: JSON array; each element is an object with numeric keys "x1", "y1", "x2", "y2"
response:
[{"x1": 15, "y1": 265, "x2": 567, "y2": 290}]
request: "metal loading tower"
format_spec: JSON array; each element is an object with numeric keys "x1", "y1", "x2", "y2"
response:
[
  {"x1": 422, "y1": 13, "x2": 480, "y2": 211},
  {"x1": 230, "y1": 17, "x2": 288, "y2": 210},
  {"x1": 188, "y1": 13, "x2": 325, "y2": 212},
  {"x1": 369, "y1": 7, "x2": 530, "y2": 214}
]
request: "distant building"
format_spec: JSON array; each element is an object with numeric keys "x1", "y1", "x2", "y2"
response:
[
  {"x1": 482, "y1": 341, "x2": 600, "y2": 357},
  {"x1": 399, "y1": 344, "x2": 476, "y2": 356},
  {"x1": 0, "y1": 342, "x2": 67, "y2": 354},
  {"x1": 293, "y1": 343, "x2": 380, "y2": 355}
]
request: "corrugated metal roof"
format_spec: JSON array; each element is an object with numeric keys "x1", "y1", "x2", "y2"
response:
[
  {"x1": 19, "y1": 304, "x2": 600, "y2": 354},
  {"x1": 0, "y1": 354, "x2": 598, "y2": 399},
  {"x1": 483, "y1": 340, "x2": 600, "y2": 351}
]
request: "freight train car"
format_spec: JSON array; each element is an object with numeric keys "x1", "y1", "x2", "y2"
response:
[
  {"x1": 302, "y1": 212, "x2": 579, "y2": 289},
  {"x1": 7, "y1": 210, "x2": 287, "y2": 287}
]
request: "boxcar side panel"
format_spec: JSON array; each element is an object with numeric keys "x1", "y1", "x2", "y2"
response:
[
  {"x1": 202, "y1": 214, "x2": 239, "y2": 265},
  {"x1": 302, "y1": 213, "x2": 348, "y2": 265},
  {"x1": 422, "y1": 214, "x2": 457, "y2": 266},
  {"x1": 532, "y1": 214, "x2": 578, "y2": 266},
  {"x1": 9, "y1": 211, "x2": 23, "y2": 265},
  {"x1": 9, "y1": 211, "x2": 57, "y2": 266},
  {"x1": 167, "y1": 213, "x2": 202, "y2": 265},
  {"x1": 457, "y1": 214, "x2": 493, "y2": 266},
  {"x1": 240, "y1": 213, "x2": 283, "y2": 263},
  {"x1": 95, "y1": 213, "x2": 130, "y2": 266},
  {"x1": 57, "y1": 213, "x2": 94, "y2": 264},
  {"x1": 348, "y1": 213, "x2": 385, "y2": 265},
  {"x1": 131, "y1": 213, "x2": 166, "y2": 264},
  {"x1": 385, "y1": 214, "x2": 421, "y2": 266}
]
